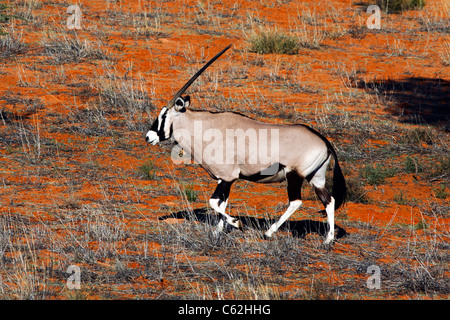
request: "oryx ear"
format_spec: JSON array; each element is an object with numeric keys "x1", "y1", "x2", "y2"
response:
[
  {"x1": 184, "y1": 95, "x2": 190, "y2": 109},
  {"x1": 174, "y1": 96, "x2": 190, "y2": 112}
]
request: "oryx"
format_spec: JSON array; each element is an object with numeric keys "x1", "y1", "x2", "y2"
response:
[{"x1": 146, "y1": 44, "x2": 346, "y2": 244}]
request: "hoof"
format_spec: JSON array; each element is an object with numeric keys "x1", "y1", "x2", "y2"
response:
[
  {"x1": 263, "y1": 230, "x2": 274, "y2": 240},
  {"x1": 323, "y1": 238, "x2": 335, "y2": 246},
  {"x1": 230, "y1": 218, "x2": 243, "y2": 231}
]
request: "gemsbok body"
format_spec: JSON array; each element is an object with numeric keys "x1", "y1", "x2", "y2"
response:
[{"x1": 146, "y1": 45, "x2": 347, "y2": 244}]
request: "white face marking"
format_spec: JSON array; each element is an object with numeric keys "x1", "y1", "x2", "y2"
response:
[{"x1": 146, "y1": 130, "x2": 159, "y2": 145}]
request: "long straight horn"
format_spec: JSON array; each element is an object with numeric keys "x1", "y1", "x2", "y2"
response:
[{"x1": 166, "y1": 44, "x2": 232, "y2": 109}]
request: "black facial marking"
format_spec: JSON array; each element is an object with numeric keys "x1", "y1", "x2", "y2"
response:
[
  {"x1": 149, "y1": 108, "x2": 171, "y2": 141},
  {"x1": 157, "y1": 110, "x2": 168, "y2": 140},
  {"x1": 150, "y1": 118, "x2": 159, "y2": 132}
]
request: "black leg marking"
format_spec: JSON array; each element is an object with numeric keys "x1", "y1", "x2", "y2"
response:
[
  {"x1": 210, "y1": 180, "x2": 242, "y2": 231},
  {"x1": 314, "y1": 188, "x2": 331, "y2": 215},
  {"x1": 315, "y1": 187, "x2": 332, "y2": 206},
  {"x1": 286, "y1": 172, "x2": 304, "y2": 202},
  {"x1": 211, "y1": 180, "x2": 233, "y2": 204}
]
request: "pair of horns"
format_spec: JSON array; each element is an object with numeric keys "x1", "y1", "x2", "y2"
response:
[{"x1": 166, "y1": 44, "x2": 232, "y2": 109}]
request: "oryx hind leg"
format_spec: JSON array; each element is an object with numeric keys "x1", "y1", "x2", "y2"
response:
[
  {"x1": 209, "y1": 180, "x2": 241, "y2": 234},
  {"x1": 309, "y1": 157, "x2": 335, "y2": 244},
  {"x1": 265, "y1": 172, "x2": 303, "y2": 238},
  {"x1": 314, "y1": 187, "x2": 335, "y2": 244}
]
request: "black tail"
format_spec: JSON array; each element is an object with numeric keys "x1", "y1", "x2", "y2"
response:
[{"x1": 330, "y1": 147, "x2": 346, "y2": 210}]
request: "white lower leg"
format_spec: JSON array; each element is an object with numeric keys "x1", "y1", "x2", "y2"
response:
[
  {"x1": 265, "y1": 200, "x2": 302, "y2": 238},
  {"x1": 213, "y1": 200, "x2": 228, "y2": 236},
  {"x1": 324, "y1": 197, "x2": 335, "y2": 244},
  {"x1": 209, "y1": 198, "x2": 241, "y2": 229},
  {"x1": 219, "y1": 199, "x2": 228, "y2": 213}
]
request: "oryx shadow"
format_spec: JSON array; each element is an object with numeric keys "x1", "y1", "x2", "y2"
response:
[{"x1": 158, "y1": 207, "x2": 348, "y2": 240}]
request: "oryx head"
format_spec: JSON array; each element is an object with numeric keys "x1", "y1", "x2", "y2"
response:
[
  {"x1": 145, "y1": 44, "x2": 231, "y2": 145},
  {"x1": 145, "y1": 96, "x2": 190, "y2": 145}
]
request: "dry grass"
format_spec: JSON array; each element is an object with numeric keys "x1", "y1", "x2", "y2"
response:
[
  {"x1": 0, "y1": 25, "x2": 28, "y2": 57},
  {"x1": 248, "y1": 29, "x2": 301, "y2": 55},
  {"x1": 0, "y1": 0, "x2": 449, "y2": 301},
  {"x1": 1, "y1": 193, "x2": 448, "y2": 299},
  {"x1": 437, "y1": 40, "x2": 450, "y2": 66},
  {"x1": 42, "y1": 34, "x2": 110, "y2": 64},
  {"x1": 377, "y1": 0, "x2": 426, "y2": 13},
  {"x1": 93, "y1": 63, "x2": 155, "y2": 132},
  {"x1": 296, "y1": 23, "x2": 327, "y2": 49}
]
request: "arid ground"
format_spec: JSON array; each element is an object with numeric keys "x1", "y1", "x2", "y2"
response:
[{"x1": 0, "y1": 0, "x2": 448, "y2": 299}]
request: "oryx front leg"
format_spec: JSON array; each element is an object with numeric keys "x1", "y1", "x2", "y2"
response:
[
  {"x1": 264, "y1": 200, "x2": 302, "y2": 238},
  {"x1": 209, "y1": 180, "x2": 241, "y2": 233},
  {"x1": 209, "y1": 198, "x2": 241, "y2": 230}
]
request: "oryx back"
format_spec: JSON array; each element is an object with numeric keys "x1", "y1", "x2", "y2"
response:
[{"x1": 171, "y1": 109, "x2": 330, "y2": 183}]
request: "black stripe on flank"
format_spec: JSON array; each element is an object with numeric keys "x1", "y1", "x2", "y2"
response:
[{"x1": 239, "y1": 163, "x2": 285, "y2": 183}]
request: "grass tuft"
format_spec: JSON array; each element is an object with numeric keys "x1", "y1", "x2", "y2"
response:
[
  {"x1": 0, "y1": 26, "x2": 28, "y2": 57},
  {"x1": 346, "y1": 177, "x2": 370, "y2": 204},
  {"x1": 432, "y1": 184, "x2": 447, "y2": 199},
  {"x1": 0, "y1": 1, "x2": 10, "y2": 27},
  {"x1": 437, "y1": 41, "x2": 450, "y2": 66},
  {"x1": 42, "y1": 34, "x2": 110, "y2": 64},
  {"x1": 138, "y1": 160, "x2": 157, "y2": 180},
  {"x1": 362, "y1": 164, "x2": 397, "y2": 186},
  {"x1": 183, "y1": 185, "x2": 198, "y2": 203},
  {"x1": 404, "y1": 156, "x2": 423, "y2": 174},
  {"x1": 377, "y1": 0, "x2": 426, "y2": 13},
  {"x1": 249, "y1": 29, "x2": 300, "y2": 55}
]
